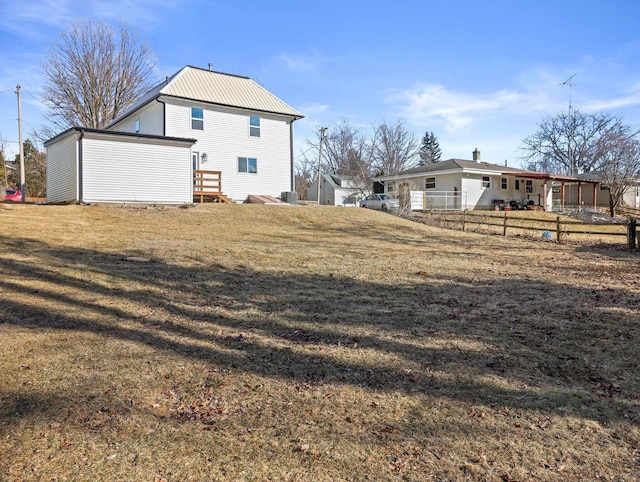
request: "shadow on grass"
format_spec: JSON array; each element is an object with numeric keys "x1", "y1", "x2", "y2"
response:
[{"x1": 1, "y1": 234, "x2": 638, "y2": 430}]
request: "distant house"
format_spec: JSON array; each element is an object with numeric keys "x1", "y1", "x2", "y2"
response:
[
  {"x1": 307, "y1": 173, "x2": 367, "y2": 206},
  {"x1": 376, "y1": 149, "x2": 601, "y2": 211},
  {"x1": 45, "y1": 66, "x2": 304, "y2": 204},
  {"x1": 574, "y1": 172, "x2": 640, "y2": 209}
]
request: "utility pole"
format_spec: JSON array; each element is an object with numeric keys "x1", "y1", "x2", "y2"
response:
[
  {"x1": 316, "y1": 126, "x2": 327, "y2": 204},
  {"x1": 16, "y1": 84, "x2": 25, "y2": 201}
]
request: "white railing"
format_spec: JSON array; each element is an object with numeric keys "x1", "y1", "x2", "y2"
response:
[{"x1": 410, "y1": 191, "x2": 468, "y2": 211}]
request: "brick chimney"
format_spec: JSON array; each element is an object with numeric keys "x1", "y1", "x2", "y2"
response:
[{"x1": 472, "y1": 148, "x2": 480, "y2": 162}]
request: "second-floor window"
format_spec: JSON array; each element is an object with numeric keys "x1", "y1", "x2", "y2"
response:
[
  {"x1": 250, "y1": 116, "x2": 260, "y2": 137},
  {"x1": 482, "y1": 176, "x2": 491, "y2": 189},
  {"x1": 191, "y1": 107, "x2": 204, "y2": 130}
]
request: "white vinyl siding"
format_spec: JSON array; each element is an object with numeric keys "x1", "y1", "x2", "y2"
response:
[
  {"x1": 46, "y1": 132, "x2": 78, "y2": 203},
  {"x1": 80, "y1": 135, "x2": 193, "y2": 203},
  {"x1": 164, "y1": 100, "x2": 292, "y2": 201},
  {"x1": 108, "y1": 101, "x2": 164, "y2": 135}
]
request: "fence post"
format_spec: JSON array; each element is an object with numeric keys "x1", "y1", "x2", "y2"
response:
[
  {"x1": 628, "y1": 217, "x2": 637, "y2": 251},
  {"x1": 502, "y1": 212, "x2": 507, "y2": 236},
  {"x1": 463, "y1": 209, "x2": 468, "y2": 232},
  {"x1": 556, "y1": 216, "x2": 561, "y2": 243}
]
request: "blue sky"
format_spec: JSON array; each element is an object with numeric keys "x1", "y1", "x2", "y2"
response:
[{"x1": 1, "y1": 0, "x2": 640, "y2": 168}]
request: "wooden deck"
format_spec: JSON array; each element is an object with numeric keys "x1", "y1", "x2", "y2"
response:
[{"x1": 193, "y1": 170, "x2": 231, "y2": 203}]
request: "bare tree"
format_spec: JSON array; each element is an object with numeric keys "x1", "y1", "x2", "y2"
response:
[
  {"x1": 520, "y1": 110, "x2": 631, "y2": 175},
  {"x1": 42, "y1": 20, "x2": 156, "y2": 129},
  {"x1": 371, "y1": 119, "x2": 419, "y2": 175},
  {"x1": 294, "y1": 158, "x2": 315, "y2": 200},
  {"x1": 593, "y1": 133, "x2": 640, "y2": 216},
  {"x1": 303, "y1": 120, "x2": 375, "y2": 196}
]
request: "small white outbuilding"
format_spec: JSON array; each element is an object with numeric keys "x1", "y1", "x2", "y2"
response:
[{"x1": 45, "y1": 128, "x2": 196, "y2": 204}]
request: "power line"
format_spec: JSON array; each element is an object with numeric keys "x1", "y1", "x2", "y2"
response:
[
  {"x1": 294, "y1": 145, "x2": 316, "y2": 161},
  {"x1": 23, "y1": 89, "x2": 47, "y2": 107}
]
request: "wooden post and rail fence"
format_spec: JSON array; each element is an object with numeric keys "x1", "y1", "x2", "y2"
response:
[{"x1": 418, "y1": 209, "x2": 640, "y2": 251}]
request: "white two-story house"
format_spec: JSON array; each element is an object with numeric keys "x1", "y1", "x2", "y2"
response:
[{"x1": 45, "y1": 66, "x2": 304, "y2": 204}]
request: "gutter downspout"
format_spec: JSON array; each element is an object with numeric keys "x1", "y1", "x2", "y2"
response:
[
  {"x1": 289, "y1": 118, "x2": 296, "y2": 192},
  {"x1": 156, "y1": 97, "x2": 167, "y2": 136},
  {"x1": 78, "y1": 128, "x2": 84, "y2": 202}
]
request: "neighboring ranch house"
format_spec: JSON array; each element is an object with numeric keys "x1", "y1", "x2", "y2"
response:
[
  {"x1": 377, "y1": 150, "x2": 602, "y2": 212},
  {"x1": 307, "y1": 173, "x2": 366, "y2": 206},
  {"x1": 45, "y1": 65, "x2": 304, "y2": 204},
  {"x1": 573, "y1": 173, "x2": 640, "y2": 210}
]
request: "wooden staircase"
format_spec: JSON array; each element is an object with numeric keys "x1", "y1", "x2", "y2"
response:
[{"x1": 193, "y1": 170, "x2": 232, "y2": 204}]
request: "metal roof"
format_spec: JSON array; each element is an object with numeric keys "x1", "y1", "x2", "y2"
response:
[
  {"x1": 109, "y1": 66, "x2": 303, "y2": 126},
  {"x1": 45, "y1": 127, "x2": 196, "y2": 147},
  {"x1": 377, "y1": 159, "x2": 529, "y2": 180}
]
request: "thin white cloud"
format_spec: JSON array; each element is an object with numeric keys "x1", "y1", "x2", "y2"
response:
[
  {"x1": 0, "y1": 0, "x2": 74, "y2": 39},
  {"x1": 582, "y1": 84, "x2": 640, "y2": 111},
  {"x1": 0, "y1": 0, "x2": 182, "y2": 39},
  {"x1": 277, "y1": 52, "x2": 321, "y2": 73},
  {"x1": 299, "y1": 102, "x2": 330, "y2": 114},
  {"x1": 386, "y1": 83, "x2": 547, "y2": 133}
]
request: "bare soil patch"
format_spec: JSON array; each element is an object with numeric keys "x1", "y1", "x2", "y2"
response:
[{"x1": 1, "y1": 203, "x2": 639, "y2": 481}]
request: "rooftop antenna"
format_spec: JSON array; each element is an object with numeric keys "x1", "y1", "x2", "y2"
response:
[
  {"x1": 560, "y1": 73, "x2": 577, "y2": 113},
  {"x1": 560, "y1": 73, "x2": 578, "y2": 177}
]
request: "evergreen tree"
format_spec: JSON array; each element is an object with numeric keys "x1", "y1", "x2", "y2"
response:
[
  {"x1": 12, "y1": 140, "x2": 47, "y2": 197},
  {"x1": 418, "y1": 131, "x2": 442, "y2": 165}
]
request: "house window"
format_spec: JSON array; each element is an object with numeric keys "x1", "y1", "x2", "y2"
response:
[
  {"x1": 134, "y1": 119, "x2": 140, "y2": 133},
  {"x1": 600, "y1": 184, "x2": 610, "y2": 191},
  {"x1": 425, "y1": 177, "x2": 436, "y2": 190},
  {"x1": 238, "y1": 157, "x2": 257, "y2": 173},
  {"x1": 191, "y1": 107, "x2": 204, "y2": 130},
  {"x1": 525, "y1": 180, "x2": 533, "y2": 193},
  {"x1": 387, "y1": 181, "x2": 396, "y2": 192},
  {"x1": 501, "y1": 177, "x2": 508, "y2": 190},
  {"x1": 250, "y1": 116, "x2": 260, "y2": 137},
  {"x1": 515, "y1": 179, "x2": 521, "y2": 190},
  {"x1": 482, "y1": 176, "x2": 491, "y2": 189}
]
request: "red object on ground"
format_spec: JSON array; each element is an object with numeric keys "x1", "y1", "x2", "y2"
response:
[{"x1": 3, "y1": 189, "x2": 21, "y2": 201}]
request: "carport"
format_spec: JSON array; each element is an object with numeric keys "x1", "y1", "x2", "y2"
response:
[{"x1": 503, "y1": 172, "x2": 600, "y2": 211}]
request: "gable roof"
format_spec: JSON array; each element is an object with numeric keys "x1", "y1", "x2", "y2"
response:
[
  {"x1": 108, "y1": 65, "x2": 303, "y2": 127},
  {"x1": 377, "y1": 158, "x2": 529, "y2": 180},
  {"x1": 321, "y1": 173, "x2": 360, "y2": 190}
]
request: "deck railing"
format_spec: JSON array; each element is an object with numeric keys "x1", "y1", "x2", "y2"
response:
[
  {"x1": 193, "y1": 170, "x2": 224, "y2": 203},
  {"x1": 194, "y1": 170, "x2": 222, "y2": 194}
]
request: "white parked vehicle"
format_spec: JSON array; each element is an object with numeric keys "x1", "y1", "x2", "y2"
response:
[{"x1": 359, "y1": 193, "x2": 399, "y2": 212}]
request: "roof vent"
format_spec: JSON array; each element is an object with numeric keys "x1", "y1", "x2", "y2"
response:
[
  {"x1": 208, "y1": 63, "x2": 213, "y2": 71},
  {"x1": 472, "y1": 148, "x2": 480, "y2": 162}
]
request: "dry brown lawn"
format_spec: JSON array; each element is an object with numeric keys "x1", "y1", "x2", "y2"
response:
[{"x1": 1, "y1": 203, "x2": 639, "y2": 481}]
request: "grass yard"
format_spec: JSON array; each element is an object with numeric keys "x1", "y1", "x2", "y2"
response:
[{"x1": 1, "y1": 203, "x2": 639, "y2": 481}]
